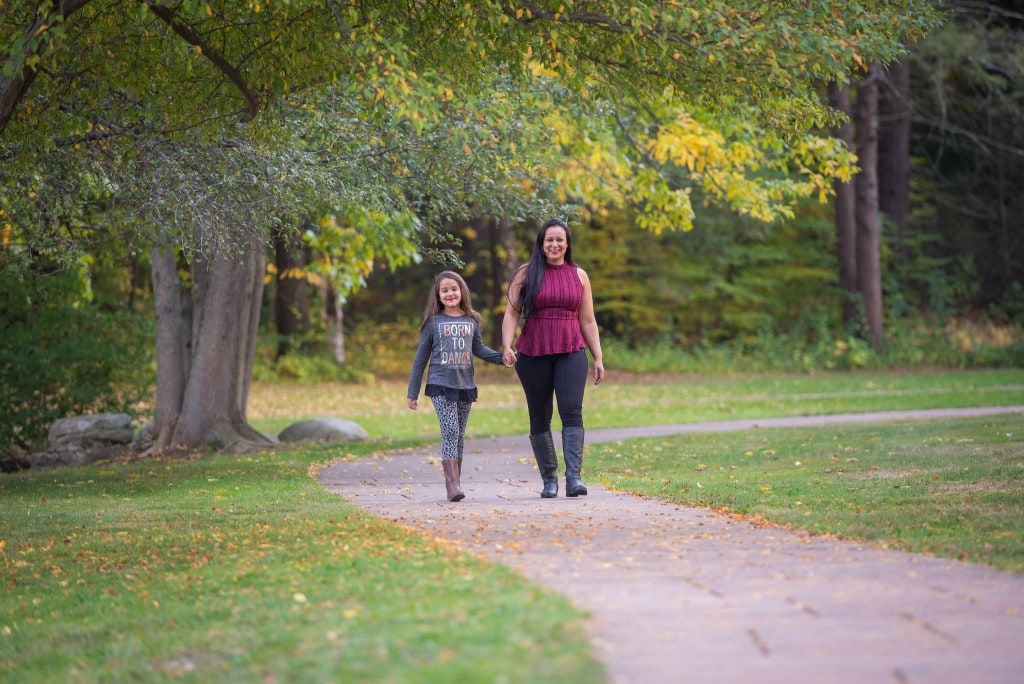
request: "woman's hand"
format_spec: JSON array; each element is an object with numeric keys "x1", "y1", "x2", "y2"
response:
[{"x1": 593, "y1": 360, "x2": 605, "y2": 385}]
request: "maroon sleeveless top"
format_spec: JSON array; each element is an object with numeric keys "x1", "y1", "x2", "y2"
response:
[{"x1": 515, "y1": 262, "x2": 586, "y2": 356}]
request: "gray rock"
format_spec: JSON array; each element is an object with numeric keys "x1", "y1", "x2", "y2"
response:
[
  {"x1": 278, "y1": 418, "x2": 369, "y2": 444},
  {"x1": 30, "y1": 413, "x2": 137, "y2": 468},
  {"x1": 48, "y1": 413, "x2": 135, "y2": 450}
]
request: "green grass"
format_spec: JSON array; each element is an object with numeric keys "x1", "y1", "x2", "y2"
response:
[
  {"x1": 1, "y1": 444, "x2": 602, "y2": 683},
  {"x1": 586, "y1": 413, "x2": 1024, "y2": 573},
  {"x1": 2, "y1": 368, "x2": 1022, "y2": 682},
  {"x1": 247, "y1": 367, "x2": 1024, "y2": 440}
]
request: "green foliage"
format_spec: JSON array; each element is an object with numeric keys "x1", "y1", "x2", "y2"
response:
[
  {"x1": 575, "y1": 199, "x2": 839, "y2": 348},
  {"x1": 908, "y1": 5, "x2": 1024, "y2": 313},
  {"x1": 0, "y1": 263, "x2": 154, "y2": 454},
  {"x1": 252, "y1": 337, "x2": 375, "y2": 385}
]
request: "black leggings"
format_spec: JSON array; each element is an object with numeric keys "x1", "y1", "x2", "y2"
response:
[{"x1": 514, "y1": 350, "x2": 589, "y2": 435}]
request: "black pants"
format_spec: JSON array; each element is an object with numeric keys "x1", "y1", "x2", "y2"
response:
[{"x1": 515, "y1": 350, "x2": 588, "y2": 435}]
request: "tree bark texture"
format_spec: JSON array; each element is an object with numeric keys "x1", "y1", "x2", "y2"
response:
[
  {"x1": 877, "y1": 58, "x2": 912, "y2": 237},
  {"x1": 149, "y1": 233, "x2": 274, "y2": 454},
  {"x1": 854, "y1": 65, "x2": 885, "y2": 351},
  {"x1": 828, "y1": 81, "x2": 860, "y2": 328},
  {"x1": 149, "y1": 246, "x2": 187, "y2": 452}
]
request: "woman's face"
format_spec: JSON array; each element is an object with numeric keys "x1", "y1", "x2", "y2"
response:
[{"x1": 542, "y1": 226, "x2": 568, "y2": 264}]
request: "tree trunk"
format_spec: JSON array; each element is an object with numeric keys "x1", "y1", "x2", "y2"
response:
[
  {"x1": 463, "y1": 216, "x2": 489, "y2": 320},
  {"x1": 149, "y1": 233, "x2": 275, "y2": 454},
  {"x1": 854, "y1": 65, "x2": 885, "y2": 351},
  {"x1": 150, "y1": 246, "x2": 188, "y2": 451},
  {"x1": 324, "y1": 283, "x2": 345, "y2": 364},
  {"x1": 877, "y1": 58, "x2": 912, "y2": 240},
  {"x1": 829, "y1": 81, "x2": 859, "y2": 328},
  {"x1": 490, "y1": 216, "x2": 517, "y2": 348},
  {"x1": 272, "y1": 223, "x2": 310, "y2": 357}
]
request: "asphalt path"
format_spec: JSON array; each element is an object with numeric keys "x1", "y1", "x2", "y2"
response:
[{"x1": 317, "y1": 406, "x2": 1024, "y2": 684}]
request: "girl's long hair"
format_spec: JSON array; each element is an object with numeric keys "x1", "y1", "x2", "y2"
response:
[
  {"x1": 514, "y1": 218, "x2": 574, "y2": 320},
  {"x1": 420, "y1": 270, "x2": 481, "y2": 331}
]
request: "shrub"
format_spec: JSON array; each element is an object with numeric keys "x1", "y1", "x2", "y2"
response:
[{"x1": 0, "y1": 267, "x2": 154, "y2": 456}]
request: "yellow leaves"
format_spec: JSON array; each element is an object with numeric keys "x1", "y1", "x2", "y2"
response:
[
  {"x1": 527, "y1": 58, "x2": 560, "y2": 79},
  {"x1": 646, "y1": 113, "x2": 726, "y2": 173}
]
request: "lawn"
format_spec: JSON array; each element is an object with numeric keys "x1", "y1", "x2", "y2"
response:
[{"x1": 2, "y1": 368, "x2": 1021, "y2": 682}]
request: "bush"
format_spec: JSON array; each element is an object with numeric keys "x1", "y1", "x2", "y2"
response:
[{"x1": 0, "y1": 267, "x2": 154, "y2": 455}]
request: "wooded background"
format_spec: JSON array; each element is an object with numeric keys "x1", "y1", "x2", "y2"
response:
[{"x1": 2, "y1": 1, "x2": 1021, "y2": 456}]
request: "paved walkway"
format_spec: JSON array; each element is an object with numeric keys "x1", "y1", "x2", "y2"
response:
[{"x1": 317, "y1": 407, "x2": 1024, "y2": 684}]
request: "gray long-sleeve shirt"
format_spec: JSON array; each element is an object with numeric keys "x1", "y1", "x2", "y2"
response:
[{"x1": 407, "y1": 314, "x2": 503, "y2": 400}]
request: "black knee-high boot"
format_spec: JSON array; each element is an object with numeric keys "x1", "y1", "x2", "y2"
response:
[
  {"x1": 562, "y1": 426, "x2": 588, "y2": 497},
  {"x1": 529, "y1": 432, "x2": 559, "y2": 498}
]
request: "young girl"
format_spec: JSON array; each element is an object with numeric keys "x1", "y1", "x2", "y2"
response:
[{"x1": 407, "y1": 270, "x2": 507, "y2": 501}]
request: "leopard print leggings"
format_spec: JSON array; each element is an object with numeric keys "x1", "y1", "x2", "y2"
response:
[{"x1": 430, "y1": 395, "x2": 473, "y2": 460}]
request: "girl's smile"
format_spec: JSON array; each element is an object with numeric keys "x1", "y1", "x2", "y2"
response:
[{"x1": 438, "y1": 278, "x2": 463, "y2": 314}]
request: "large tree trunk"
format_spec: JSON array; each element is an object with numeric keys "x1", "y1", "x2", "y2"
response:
[
  {"x1": 854, "y1": 65, "x2": 885, "y2": 351},
  {"x1": 829, "y1": 81, "x2": 859, "y2": 328},
  {"x1": 150, "y1": 246, "x2": 188, "y2": 451},
  {"x1": 490, "y1": 216, "x2": 517, "y2": 348},
  {"x1": 877, "y1": 58, "x2": 912, "y2": 239},
  {"x1": 272, "y1": 222, "x2": 310, "y2": 357},
  {"x1": 149, "y1": 233, "x2": 275, "y2": 454}
]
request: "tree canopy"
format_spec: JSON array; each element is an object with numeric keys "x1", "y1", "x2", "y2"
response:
[
  {"x1": 3, "y1": 1, "x2": 940, "y2": 248},
  {"x1": 2, "y1": 0, "x2": 942, "y2": 453}
]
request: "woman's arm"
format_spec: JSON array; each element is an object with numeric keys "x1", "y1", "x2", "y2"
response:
[{"x1": 576, "y1": 267, "x2": 605, "y2": 385}]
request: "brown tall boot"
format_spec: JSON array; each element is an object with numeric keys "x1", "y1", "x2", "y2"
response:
[{"x1": 441, "y1": 459, "x2": 465, "y2": 502}]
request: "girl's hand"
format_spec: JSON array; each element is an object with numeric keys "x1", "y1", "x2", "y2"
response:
[{"x1": 407, "y1": 398, "x2": 418, "y2": 410}]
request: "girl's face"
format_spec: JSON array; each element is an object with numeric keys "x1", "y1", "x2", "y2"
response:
[
  {"x1": 438, "y1": 278, "x2": 463, "y2": 313},
  {"x1": 542, "y1": 226, "x2": 568, "y2": 264}
]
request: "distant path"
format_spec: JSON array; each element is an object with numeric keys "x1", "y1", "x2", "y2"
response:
[{"x1": 318, "y1": 406, "x2": 1024, "y2": 684}]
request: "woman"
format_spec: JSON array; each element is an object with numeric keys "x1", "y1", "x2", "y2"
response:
[{"x1": 502, "y1": 218, "x2": 605, "y2": 498}]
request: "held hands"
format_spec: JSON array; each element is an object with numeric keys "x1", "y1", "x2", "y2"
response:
[{"x1": 502, "y1": 349, "x2": 517, "y2": 367}]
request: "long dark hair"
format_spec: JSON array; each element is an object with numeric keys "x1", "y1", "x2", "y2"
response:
[
  {"x1": 515, "y1": 219, "x2": 574, "y2": 320},
  {"x1": 420, "y1": 270, "x2": 481, "y2": 331}
]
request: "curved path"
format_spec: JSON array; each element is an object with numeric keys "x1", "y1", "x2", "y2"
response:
[{"x1": 317, "y1": 407, "x2": 1024, "y2": 684}]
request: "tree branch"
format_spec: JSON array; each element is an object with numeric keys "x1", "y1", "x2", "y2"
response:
[
  {"x1": 0, "y1": 0, "x2": 93, "y2": 135},
  {"x1": 139, "y1": 1, "x2": 261, "y2": 123}
]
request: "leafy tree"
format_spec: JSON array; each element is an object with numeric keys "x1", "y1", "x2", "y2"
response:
[
  {"x1": 908, "y1": 0, "x2": 1024, "y2": 317},
  {"x1": 2, "y1": 1, "x2": 937, "y2": 453}
]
